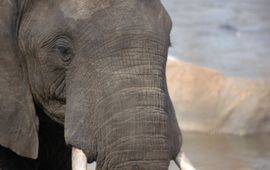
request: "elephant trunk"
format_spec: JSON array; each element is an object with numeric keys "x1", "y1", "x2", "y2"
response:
[
  {"x1": 95, "y1": 95, "x2": 172, "y2": 169},
  {"x1": 68, "y1": 84, "x2": 177, "y2": 169},
  {"x1": 65, "y1": 35, "x2": 181, "y2": 170},
  {"x1": 71, "y1": 148, "x2": 196, "y2": 170}
]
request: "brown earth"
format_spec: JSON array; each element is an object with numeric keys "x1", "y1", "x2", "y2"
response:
[{"x1": 166, "y1": 58, "x2": 270, "y2": 135}]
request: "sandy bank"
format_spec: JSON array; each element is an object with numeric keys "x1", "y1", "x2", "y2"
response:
[{"x1": 166, "y1": 57, "x2": 270, "y2": 135}]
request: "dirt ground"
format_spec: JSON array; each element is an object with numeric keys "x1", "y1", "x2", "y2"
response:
[{"x1": 167, "y1": 57, "x2": 270, "y2": 135}]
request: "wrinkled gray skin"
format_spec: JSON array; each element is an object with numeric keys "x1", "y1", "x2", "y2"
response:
[{"x1": 0, "y1": 0, "x2": 181, "y2": 169}]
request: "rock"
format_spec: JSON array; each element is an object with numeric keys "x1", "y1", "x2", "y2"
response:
[{"x1": 166, "y1": 57, "x2": 270, "y2": 135}]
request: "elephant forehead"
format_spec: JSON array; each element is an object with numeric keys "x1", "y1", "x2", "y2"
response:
[{"x1": 60, "y1": 0, "x2": 111, "y2": 20}]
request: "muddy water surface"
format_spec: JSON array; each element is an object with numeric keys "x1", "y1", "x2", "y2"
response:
[
  {"x1": 162, "y1": 0, "x2": 270, "y2": 78},
  {"x1": 182, "y1": 132, "x2": 270, "y2": 170}
]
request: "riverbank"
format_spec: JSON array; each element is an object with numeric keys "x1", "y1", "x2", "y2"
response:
[{"x1": 167, "y1": 57, "x2": 270, "y2": 135}]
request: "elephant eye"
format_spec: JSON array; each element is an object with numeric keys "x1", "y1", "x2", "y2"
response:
[
  {"x1": 56, "y1": 45, "x2": 72, "y2": 62},
  {"x1": 52, "y1": 37, "x2": 73, "y2": 64}
]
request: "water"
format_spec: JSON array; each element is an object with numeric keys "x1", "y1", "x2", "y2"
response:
[
  {"x1": 160, "y1": 2, "x2": 270, "y2": 169},
  {"x1": 162, "y1": 1, "x2": 270, "y2": 169},
  {"x1": 88, "y1": 133, "x2": 270, "y2": 170},
  {"x1": 182, "y1": 132, "x2": 270, "y2": 170},
  {"x1": 161, "y1": 0, "x2": 270, "y2": 79}
]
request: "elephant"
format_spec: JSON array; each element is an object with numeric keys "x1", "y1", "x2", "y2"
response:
[{"x1": 0, "y1": 0, "x2": 183, "y2": 169}]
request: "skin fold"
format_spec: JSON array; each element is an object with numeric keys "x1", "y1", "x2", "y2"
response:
[{"x1": 0, "y1": 0, "x2": 181, "y2": 169}]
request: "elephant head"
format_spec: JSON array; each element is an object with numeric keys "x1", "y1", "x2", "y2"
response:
[{"x1": 0, "y1": 0, "x2": 181, "y2": 169}]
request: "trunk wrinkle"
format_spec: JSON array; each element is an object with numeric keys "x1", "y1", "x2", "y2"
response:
[{"x1": 93, "y1": 106, "x2": 167, "y2": 138}]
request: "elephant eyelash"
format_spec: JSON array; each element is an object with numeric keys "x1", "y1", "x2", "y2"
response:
[
  {"x1": 41, "y1": 33, "x2": 73, "y2": 49},
  {"x1": 41, "y1": 33, "x2": 74, "y2": 64}
]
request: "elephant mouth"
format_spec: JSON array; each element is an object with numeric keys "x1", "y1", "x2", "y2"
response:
[
  {"x1": 71, "y1": 147, "x2": 196, "y2": 170},
  {"x1": 39, "y1": 99, "x2": 66, "y2": 124}
]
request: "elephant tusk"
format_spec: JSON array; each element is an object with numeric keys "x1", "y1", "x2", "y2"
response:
[
  {"x1": 174, "y1": 151, "x2": 196, "y2": 170},
  {"x1": 71, "y1": 148, "x2": 196, "y2": 170},
  {"x1": 72, "y1": 148, "x2": 87, "y2": 170}
]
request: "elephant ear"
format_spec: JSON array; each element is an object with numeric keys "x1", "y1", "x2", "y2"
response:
[{"x1": 0, "y1": 0, "x2": 39, "y2": 159}]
